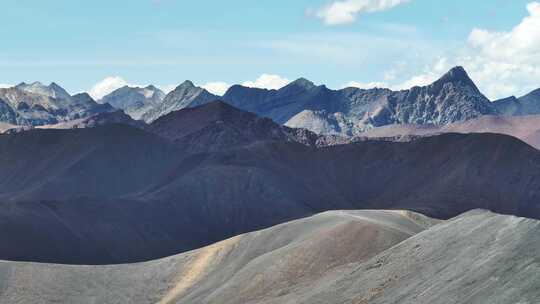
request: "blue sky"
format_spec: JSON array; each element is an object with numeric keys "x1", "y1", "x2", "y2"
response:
[{"x1": 1, "y1": 0, "x2": 539, "y2": 99}]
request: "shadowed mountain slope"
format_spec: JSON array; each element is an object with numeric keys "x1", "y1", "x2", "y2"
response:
[
  {"x1": 0, "y1": 110, "x2": 540, "y2": 264},
  {"x1": 0, "y1": 125, "x2": 180, "y2": 202},
  {"x1": 148, "y1": 101, "x2": 347, "y2": 152}
]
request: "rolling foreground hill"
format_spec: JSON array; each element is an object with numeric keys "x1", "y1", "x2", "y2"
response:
[{"x1": 0, "y1": 210, "x2": 538, "y2": 304}]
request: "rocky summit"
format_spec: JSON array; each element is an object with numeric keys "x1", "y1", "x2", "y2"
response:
[
  {"x1": 141, "y1": 81, "x2": 219, "y2": 123},
  {"x1": 100, "y1": 85, "x2": 165, "y2": 120},
  {"x1": 0, "y1": 83, "x2": 114, "y2": 127}
]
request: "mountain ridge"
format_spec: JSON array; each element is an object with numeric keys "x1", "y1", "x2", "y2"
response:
[
  {"x1": 0, "y1": 83, "x2": 114, "y2": 126},
  {"x1": 494, "y1": 87, "x2": 540, "y2": 116}
]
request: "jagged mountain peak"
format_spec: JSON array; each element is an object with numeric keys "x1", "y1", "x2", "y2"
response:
[
  {"x1": 15, "y1": 81, "x2": 71, "y2": 100},
  {"x1": 72, "y1": 92, "x2": 94, "y2": 101},
  {"x1": 284, "y1": 77, "x2": 316, "y2": 90},
  {"x1": 48, "y1": 82, "x2": 71, "y2": 98},
  {"x1": 432, "y1": 66, "x2": 479, "y2": 92},
  {"x1": 141, "y1": 80, "x2": 218, "y2": 123},
  {"x1": 15, "y1": 81, "x2": 43, "y2": 90},
  {"x1": 48, "y1": 82, "x2": 62, "y2": 89},
  {"x1": 145, "y1": 84, "x2": 160, "y2": 91},
  {"x1": 177, "y1": 80, "x2": 196, "y2": 89},
  {"x1": 166, "y1": 80, "x2": 209, "y2": 98}
]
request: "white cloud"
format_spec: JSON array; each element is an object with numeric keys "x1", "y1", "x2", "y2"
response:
[
  {"x1": 344, "y1": 81, "x2": 388, "y2": 89},
  {"x1": 468, "y1": 2, "x2": 540, "y2": 63},
  {"x1": 391, "y1": 57, "x2": 451, "y2": 89},
  {"x1": 460, "y1": 1, "x2": 540, "y2": 98},
  {"x1": 242, "y1": 74, "x2": 290, "y2": 90},
  {"x1": 89, "y1": 76, "x2": 179, "y2": 99},
  {"x1": 312, "y1": 0, "x2": 411, "y2": 25},
  {"x1": 0, "y1": 84, "x2": 12, "y2": 89},
  {"x1": 202, "y1": 82, "x2": 230, "y2": 95},
  {"x1": 197, "y1": 74, "x2": 290, "y2": 94},
  {"x1": 89, "y1": 76, "x2": 129, "y2": 100},
  {"x1": 345, "y1": 57, "x2": 451, "y2": 91}
]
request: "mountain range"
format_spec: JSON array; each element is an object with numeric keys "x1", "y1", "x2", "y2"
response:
[
  {"x1": 140, "y1": 66, "x2": 500, "y2": 136},
  {"x1": 1, "y1": 101, "x2": 540, "y2": 264},
  {"x1": 2, "y1": 67, "x2": 540, "y2": 303},
  {"x1": 5, "y1": 66, "x2": 540, "y2": 138},
  {"x1": 0, "y1": 82, "x2": 114, "y2": 127},
  {"x1": 226, "y1": 67, "x2": 498, "y2": 135}
]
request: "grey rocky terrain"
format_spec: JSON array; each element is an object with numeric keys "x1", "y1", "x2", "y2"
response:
[{"x1": 0, "y1": 209, "x2": 537, "y2": 304}]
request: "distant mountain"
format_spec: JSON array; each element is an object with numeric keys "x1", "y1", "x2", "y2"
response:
[
  {"x1": 111, "y1": 67, "x2": 497, "y2": 133},
  {"x1": 141, "y1": 81, "x2": 219, "y2": 122},
  {"x1": 149, "y1": 101, "x2": 347, "y2": 153},
  {"x1": 219, "y1": 66, "x2": 498, "y2": 136},
  {"x1": 0, "y1": 83, "x2": 114, "y2": 126},
  {"x1": 16, "y1": 81, "x2": 72, "y2": 101},
  {"x1": 0, "y1": 105, "x2": 540, "y2": 264},
  {"x1": 100, "y1": 85, "x2": 165, "y2": 120},
  {"x1": 494, "y1": 88, "x2": 540, "y2": 116}
]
